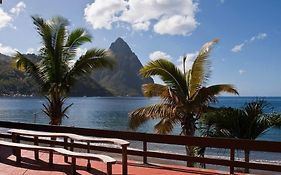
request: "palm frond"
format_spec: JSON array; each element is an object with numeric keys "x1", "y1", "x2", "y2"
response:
[
  {"x1": 12, "y1": 52, "x2": 43, "y2": 85},
  {"x1": 142, "y1": 83, "x2": 175, "y2": 104},
  {"x1": 189, "y1": 39, "x2": 218, "y2": 97},
  {"x1": 53, "y1": 21, "x2": 68, "y2": 83},
  {"x1": 66, "y1": 48, "x2": 114, "y2": 86},
  {"x1": 270, "y1": 113, "x2": 281, "y2": 127},
  {"x1": 192, "y1": 84, "x2": 238, "y2": 104},
  {"x1": 154, "y1": 116, "x2": 178, "y2": 134},
  {"x1": 140, "y1": 59, "x2": 187, "y2": 97},
  {"x1": 65, "y1": 28, "x2": 92, "y2": 55},
  {"x1": 32, "y1": 16, "x2": 54, "y2": 58},
  {"x1": 129, "y1": 104, "x2": 177, "y2": 130}
]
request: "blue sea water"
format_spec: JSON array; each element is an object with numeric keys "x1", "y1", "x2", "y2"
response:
[{"x1": 0, "y1": 96, "x2": 280, "y2": 165}]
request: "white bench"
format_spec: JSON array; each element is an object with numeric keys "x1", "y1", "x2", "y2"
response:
[
  {"x1": 0, "y1": 140, "x2": 116, "y2": 175},
  {"x1": 8, "y1": 129, "x2": 130, "y2": 175}
]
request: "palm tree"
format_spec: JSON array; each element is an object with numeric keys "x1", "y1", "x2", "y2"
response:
[
  {"x1": 200, "y1": 100, "x2": 281, "y2": 172},
  {"x1": 129, "y1": 39, "x2": 238, "y2": 165},
  {"x1": 13, "y1": 16, "x2": 113, "y2": 125}
]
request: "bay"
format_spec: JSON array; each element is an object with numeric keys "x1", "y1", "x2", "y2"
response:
[{"x1": 0, "y1": 96, "x2": 280, "y2": 165}]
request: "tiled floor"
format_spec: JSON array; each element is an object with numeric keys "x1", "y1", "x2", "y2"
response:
[{"x1": 0, "y1": 146, "x2": 242, "y2": 175}]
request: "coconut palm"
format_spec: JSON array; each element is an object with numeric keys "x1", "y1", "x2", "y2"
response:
[
  {"x1": 200, "y1": 100, "x2": 281, "y2": 172},
  {"x1": 13, "y1": 16, "x2": 113, "y2": 125},
  {"x1": 129, "y1": 39, "x2": 238, "y2": 164}
]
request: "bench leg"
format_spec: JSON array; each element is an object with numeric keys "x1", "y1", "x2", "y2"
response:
[
  {"x1": 49, "y1": 137, "x2": 56, "y2": 165},
  {"x1": 49, "y1": 150, "x2": 53, "y2": 165},
  {"x1": 87, "y1": 142, "x2": 91, "y2": 170},
  {"x1": 34, "y1": 136, "x2": 39, "y2": 160},
  {"x1": 64, "y1": 137, "x2": 68, "y2": 162},
  {"x1": 107, "y1": 163, "x2": 112, "y2": 175},
  {"x1": 12, "y1": 133, "x2": 19, "y2": 155},
  {"x1": 15, "y1": 148, "x2": 21, "y2": 164},
  {"x1": 72, "y1": 157, "x2": 76, "y2": 175}
]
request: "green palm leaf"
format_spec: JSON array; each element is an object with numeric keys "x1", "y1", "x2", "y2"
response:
[
  {"x1": 13, "y1": 52, "x2": 43, "y2": 86},
  {"x1": 129, "y1": 104, "x2": 176, "y2": 130},
  {"x1": 154, "y1": 116, "x2": 179, "y2": 134},
  {"x1": 68, "y1": 48, "x2": 113, "y2": 78},
  {"x1": 65, "y1": 28, "x2": 92, "y2": 56},
  {"x1": 14, "y1": 15, "x2": 114, "y2": 125},
  {"x1": 32, "y1": 16, "x2": 54, "y2": 57},
  {"x1": 192, "y1": 84, "x2": 238, "y2": 105},
  {"x1": 140, "y1": 59, "x2": 187, "y2": 97},
  {"x1": 189, "y1": 39, "x2": 218, "y2": 97}
]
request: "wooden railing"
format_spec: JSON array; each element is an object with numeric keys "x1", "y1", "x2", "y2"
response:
[{"x1": 0, "y1": 120, "x2": 280, "y2": 174}]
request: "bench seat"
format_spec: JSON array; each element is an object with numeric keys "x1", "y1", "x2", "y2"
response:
[
  {"x1": 8, "y1": 129, "x2": 129, "y2": 175},
  {"x1": 0, "y1": 140, "x2": 116, "y2": 175},
  {"x1": 8, "y1": 129, "x2": 129, "y2": 146}
]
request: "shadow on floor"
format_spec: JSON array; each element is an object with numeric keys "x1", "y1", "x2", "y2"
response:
[{"x1": 0, "y1": 146, "x2": 107, "y2": 175}]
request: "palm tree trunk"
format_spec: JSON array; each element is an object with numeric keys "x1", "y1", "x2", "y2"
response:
[
  {"x1": 244, "y1": 150, "x2": 250, "y2": 173},
  {"x1": 48, "y1": 88, "x2": 64, "y2": 125},
  {"x1": 185, "y1": 145, "x2": 194, "y2": 167},
  {"x1": 182, "y1": 114, "x2": 196, "y2": 167}
]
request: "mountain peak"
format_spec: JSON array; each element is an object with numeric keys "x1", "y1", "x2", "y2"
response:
[
  {"x1": 110, "y1": 37, "x2": 132, "y2": 54},
  {"x1": 93, "y1": 37, "x2": 154, "y2": 96}
]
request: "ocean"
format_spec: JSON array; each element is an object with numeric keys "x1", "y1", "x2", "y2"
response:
[{"x1": 0, "y1": 96, "x2": 280, "y2": 168}]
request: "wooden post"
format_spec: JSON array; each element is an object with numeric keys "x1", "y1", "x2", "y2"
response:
[
  {"x1": 12, "y1": 133, "x2": 16, "y2": 155},
  {"x1": 49, "y1": 137, "x2": 56, "y2": 165},
  {"x1": 72, "y1": 157, "x2": 76, "y2": 175},
  {"x1": 34, "y1": 136, "x2": 39, "y2": 160},
  {"x1": 87, "y1": 141, "x2": 91, "y2": 170},
  {"x1": 122, "y1": 145, "x2": 128, "y2": 175},
  {"x1": 64, "y1": 137, "x2": 68, "y2": 162},
  {"x1": 244, "y1": 149, "x2": 250, "y2": 173},
  {"x1": 49, "y1": 150, "x2": 53, "y2": 165},
  {"x1": 70, "y1": 139, "x2": 74, "y2": 151},
  {"x1": 107, "y1": 163, "x2": 112, "y2": 175},
  {"x1": 230, "y1": 148, "x2": 235, "y2": 174},
  {"x1": 143, "y1": 141, "x2": 147, "y2": 164}
]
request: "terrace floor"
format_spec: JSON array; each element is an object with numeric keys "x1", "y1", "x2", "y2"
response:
[{"x1": 0, "y1": 146, "x2": 244, "y2": 175}]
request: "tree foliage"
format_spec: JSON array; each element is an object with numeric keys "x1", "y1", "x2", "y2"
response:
[
  {"x1": 13, "y1": 16, "x2": 114, "y2": 125},
  {"x1": 130, "y1": 39, "x2": 238, "y2": 135}
]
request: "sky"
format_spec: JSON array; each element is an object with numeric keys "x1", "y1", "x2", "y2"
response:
[{"x1": 0, "y1": 0, "x2": 281, "y2": 96}]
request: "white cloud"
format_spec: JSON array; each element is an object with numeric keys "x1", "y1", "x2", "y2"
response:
[
  {"x1": 0, "y1": 43, "x2": 17, "y2": 56},
  {"x1": 231, "y1": 32, "x2": 267, "y2": 53},
  {"x1": 154, "y1": 15, "x2": 197, "y2": 35},
  {"x1": 84, "y1": 0, "x2": 126, "y2": 30},
  {"x1": 250, "y1": 33, "x2": 267, "y2": 42},
  {"x1": 149, "y1": 51, "x2": 172, "y2": 61},
  {"x1": 177, "y1": 52, "x2": 198, "y2": 72},
  {"x1": 231, "y1": 43, "x2": 245, "y2": 53},
  {"x1": 84, "y1": 0, "x2": 199, "y2": 36},
  {"x1": 0, "y1": 9, "x2": 12, "y2": 29},
  {"x1": 0, "y1": 2, "x2": 26, "y2": 30},
  {"x1": 10, "y1": 1, "x2": 26, "y2": 16},
  {"x1": 239, "y1": 69, "x2": 245, "y2": 75}
]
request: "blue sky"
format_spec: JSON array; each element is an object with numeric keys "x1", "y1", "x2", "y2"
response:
[{"x1": 0, "y1": 0, "x2": 281, "y2": 96}]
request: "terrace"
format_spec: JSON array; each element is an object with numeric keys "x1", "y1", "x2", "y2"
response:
[{"x1": 0, "y1": 120, "x2": 280, "y2": 175}]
